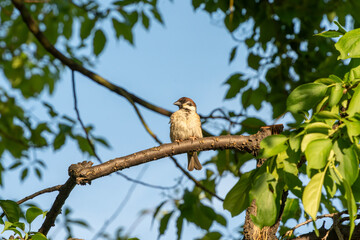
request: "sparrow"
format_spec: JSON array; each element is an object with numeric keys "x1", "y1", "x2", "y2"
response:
[{"x1": 170, "y1": 97, "x2": 203, "y2": 171}]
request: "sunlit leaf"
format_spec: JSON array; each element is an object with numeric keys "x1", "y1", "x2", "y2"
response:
[
  {"x1": 250, "y1": 172, "x2": 277, "y2": 228},
  {"x1": 260, "y1": 134, "x2": 288, "y2": 158},
  {"x1": 328, "y1": 83, "x2": 343, "y2": 107},
  {"x1": 287, "y1": 83, "x2": 328, "y2": 114},
  {"x1": 26, "y1": 206, "x2": 44, "y2": 224},
  {"x1": 333, "y1": 139, "x2": 359, "y2": 185},
  {"x1": 335, "y1": 28, "x2": 360, "y2": 60},
  {"x1": 347, "y1": 84, "x2": 360, "y2": 117},
  {"x1": 303, "y1": 171, "x2": 326, "y2": 220},
  {"x1": 305, "y1": 139, "x2": 332, "y2": 170}
]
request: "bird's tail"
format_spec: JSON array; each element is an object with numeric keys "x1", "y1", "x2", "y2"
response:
[{"x1": 187, "y1": 152, "x2": 202, "y2": 171}]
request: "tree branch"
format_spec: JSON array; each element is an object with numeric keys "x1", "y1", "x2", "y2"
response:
[
  {"x1": 11, "y1": 0, "x2": 172, "y2": 117},
  {"x1": 69, "y1": 129, "x2": 273, "y2": 184},
  {"x1": 17, "y1": 185, "x2": 62, "y2": 205},
  {"x1": 38, "y1": 177, "x2": 77, "y2": 235},
  {"x1": 36, "y1": 125, "x2": 280, "y2": 236}
]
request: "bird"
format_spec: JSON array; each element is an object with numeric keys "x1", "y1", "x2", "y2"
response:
[{"x1": 170, "y1": 97, "x2": 203, "y2": 171}]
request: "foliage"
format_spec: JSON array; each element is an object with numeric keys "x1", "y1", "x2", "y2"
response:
[
  {"x1": 0, "y1": 200, "x2": 48, "y2": 239},
  {"x1": 224, "y1": 26, "x2": 360, "y2": 238}
]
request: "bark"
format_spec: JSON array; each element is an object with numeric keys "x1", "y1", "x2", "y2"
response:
[{"x1": 243, "y1": 125, "x2": 284, "y2": 240}]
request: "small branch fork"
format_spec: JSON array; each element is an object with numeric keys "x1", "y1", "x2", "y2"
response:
[
  {"x1": 284, "y1": 210, "x2": 360, "y2": 240},
  {"x1": 37, "y1": 125, "x2": 280, "y2": 236}
]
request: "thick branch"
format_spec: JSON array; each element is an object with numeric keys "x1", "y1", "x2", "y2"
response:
[
  {"x1": 38, "y1": 178, "x2": 77, "y2": 235},
  {"x1": 69, "y1": 130, "x2": 272, "y2": 184},
  {"x1": 37, "y1": 126, "x2": 281, "y2": 236},
  {"x1": 11, "y1": 0, "x2": 172, "y2": 117}
]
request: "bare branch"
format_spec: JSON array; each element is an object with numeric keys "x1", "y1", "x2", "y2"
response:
[
  {"x1": 69, "y1": 128, "x2": 274, "y2": 184},
  {"x1": 37, "y1": 125, "x2": 280, "y2": 236},
  {"x1": 11, "y1": 0, "x2": 172, "y2": 118},
  {"x1": 17, "y1": 185, "x2": 62, "y2": 205},
  {"x1": 38, "y1": 178, "x2": 77, "y2": 235}
]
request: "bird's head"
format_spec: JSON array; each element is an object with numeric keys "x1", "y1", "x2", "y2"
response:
[{"x1": 173, "y1": 97, "x2": 197, "y2": 111}]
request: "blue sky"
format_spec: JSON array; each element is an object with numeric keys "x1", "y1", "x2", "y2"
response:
[{"x1": 1, "y1": 0, "x2": 281, "y2": 239}]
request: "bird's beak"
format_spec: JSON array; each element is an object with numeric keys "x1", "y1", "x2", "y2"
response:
[{"x1": 173, "y1": 101, "x2": 181, "y2": 106}]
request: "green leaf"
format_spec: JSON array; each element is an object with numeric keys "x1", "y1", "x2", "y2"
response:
[
  {"x1": 31, "y1": 233, "x2": 48, "y2": 240},
  {"x1": 301, "y1": 133, "x2": 327, "y2": 152},
  {"x1": 199, "y1": 232, "x2": 222, "y2": 240},
  {"x1": 314, "y1": 111, "x2": 340, "y2": 120},
  {"x1": 192, "y1": 0, "x2": 202, "y2": 9},
  {"x1": 93, "y1": 29, "x2": 106, "y2": 56},
  {"x1": 333, "y1": 139, "x2": 359, "y2": 185},
  {"x1": 277, "y1": 151, "x2": 302, "y2": 196},
  {"x1": 282, "y1": 198, "x2": 301, "y2": 223},
  {"x1": 344, "y1": 118, "x2": 360, "y2": 141},
  {"x1": 334, "y1": 20, "x2": 347, "y2": 34},
  {"x1": 314, "y1": 78, "x2": 337, "y2": 85},
  {"x1": 75, "y1": 135, "x2": 93, "y2": 155},
  {"x1": 335, "y1": 28, "x2": 360, "y2": 60},
  {"x1": 328, "y1": 83, "x2": 343, "y2": 107},
  {"x1": 215, "y1": 214, "x2": 227, "y2": 227},
  {"x1": 141, "y1": 12, "x2": 150, "y2": 30},
  {"x1": 0, "y1": 200, "x2": 21, "y2": 222},
  {"x1": 80, "y1": 18, "x2": 95, "y2": 40},
  {"x1": 302, "y1": 171, "x2": 326, "y2": 220},
  {"x1": 289, "y1": 131, "x2": 302, "y2": 152},
  {"x1": 176, "y1": 216, "x2": 183, "y2": 240},
  {"x1": 151, "y1": 200, "x2": 167, "y2": 227},
  {"x1": 151, "y1": 8, "x2": 163, "y2": 24},
  {"x1": 112, "y1": 18, "x2": 133, "y2": 44},
  {"x1": 305, "y1": 139, "x2": 332, "y2": 170},
  {"x1": 26, "y1": 206, "x2": 43, "y2": 224},
  {"x1": 287, "y1": 83, "x2": 328, "y2": 114},
  {"x1": 21, "y1": 168, "x2": 28, "y2": 181},
  {"x1": 229, "y1": 46, "x2": 237, "y2": 64},
  {"x1": 250, "y1": 172, "x2": 277, "y2": 228},
  {"x1": 304, "y1": 122, "x2": 331, "y2": 134},
  {"x1": 351, "y1": 171, "x2": 360, "y2": 202},
  {"x1": 223, "y1": 171, "x2": 253, "y2": 216},
  {"x1": 342, "y1": 179, "x2": 357, "y2": 239},
  {"x1": 260, "y1": 134, "x2": 288, "y2": 158},
  {"x1": 223, "y1": 73, "x2": 246, "y2": 99},
  {"x1": 240, "y1": 117, "x2": 266, "y2": 134},
  {"x1": 53, "y1": 132, "x2": 66, "y2": 150},
  {"x1": 247, "y1": 53, "x2": 261, "y2": 70},
  {"x1": 35, "y1": 167, "x2": 42, "y2": 180},
  {"x1": 315, "y1": 30, "x2": 343, "y2": 38},
  {"x1": 347, "y1": 84, "x2": 360, "y2": 117}
]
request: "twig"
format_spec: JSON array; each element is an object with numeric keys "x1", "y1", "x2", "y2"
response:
[
  {"x1": 17, "y1": 185, "x2": 62, "y2": 205},
  {"x1": 91, "y1": 166, "x2": 148, "y2": 240},
  {"x1": 0, "y1": 185, "x2": 62, "y2": 218},
  {"x1": 321, "y1": 214, "x2": 344, "y2": 240},
  {"x1": 71, "y1": 70, "x2": 178, "y2": 190},
  {"x1": 284, "y1": 210, "x2": 349, "y2": 238}
]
